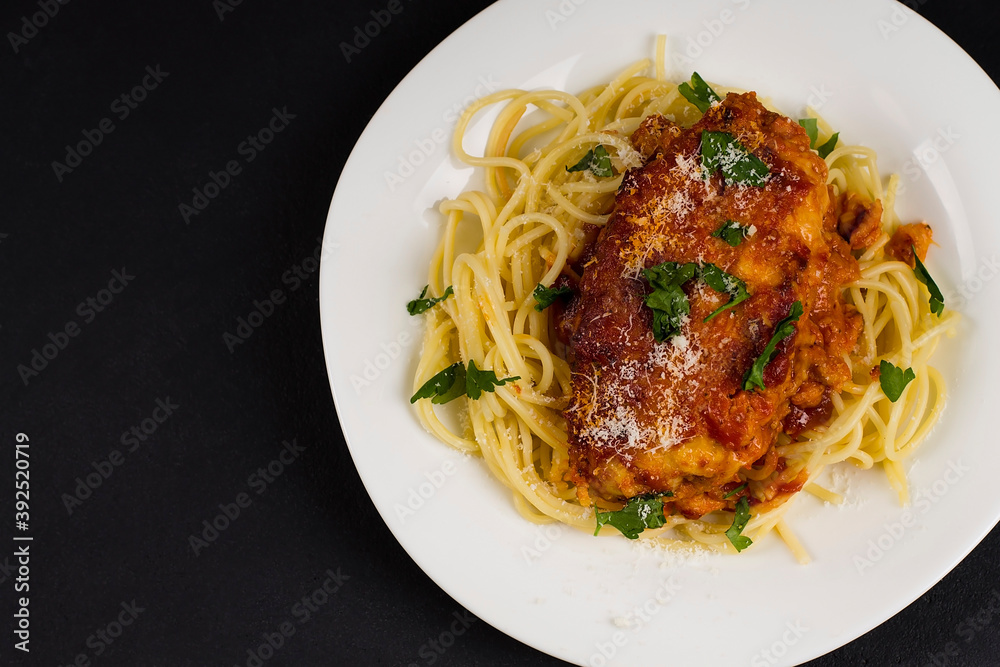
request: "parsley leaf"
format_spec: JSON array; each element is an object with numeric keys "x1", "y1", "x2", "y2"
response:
[
  {"x1": 678, "y1": 72, "x2": 722, "y2": 113},
  {"x1": 700, "y1": 263, "x2": 750, "y2": 322},
  {"x1": 817, "y1": 132, "x2": 840, "y2": 159},
  {"x1": 742, "y1": 301, "x2": 804, "y2": 392},
  {"x1": 723, "y1": 483, "x2": 747, "y2": 499},
  {"x1": 798, "y1": 118, "x2": 819, "y2": 148},
  {"x1": 725, "y1": 496, "x2": 753, "y2": 552},
  {"x1": 711, "y1": 220, "x2": 751, "y2": 247},
  {"x1": 879, "y1": 360, "x2": 915, "y2": 402},
  {"x1": 643, "y1": 262, "x2": 699, "y2": 342},
  {"x1": 410, "y1": 362, "x2": 465, "y2": 404},
  {"x1": 594, "y1": 494, "x2": 669, "y2": 539},
  {"x1": 912, "y1": 248, "x2": 944, "y2": 316},
  {"x1": 700, "y1": 131, "x2": 770, "y2": 187},
  {"x1": 799, "y1": 118, "x2": 840, "y2": 160},
  {"x1": 533, "y1": 283, "x2": 573, "y2": 312},
  {"x1": 567, "y1": 145, "x2": 613, "y2": 178},
  {"x1": 644, "y1": 261, "x2": 750, "y2": 337},
  {"x1": 410, "y1": 360, "x2": 518, "y2": 403},
  {"x1": 465, "y1": 360, "x2": 519, "y2": 400},
  {"x1": 798, "y1": 118, "x2": 839, "y2": 158},
  {"x1": 407, "y1": 285, "x2": 454, "y2": 315}
]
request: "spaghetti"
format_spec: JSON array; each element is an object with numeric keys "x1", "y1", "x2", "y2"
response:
[{"x1": 410, "y1": 40, "x2": 957, "y2": 562}]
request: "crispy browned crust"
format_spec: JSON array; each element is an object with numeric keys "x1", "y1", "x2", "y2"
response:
[
  {"x1": 885, "y1": 222, "x2": 934, "y2": 268},
  {"x1": 835, "y1": 191, "x2": 884, "y2": 250},
  {"x1": 563, "y1": 93, "x2": 863, "y2": 519},
  {"x1": 630, "y1": 114, "x2": 682, "y2": 162}
]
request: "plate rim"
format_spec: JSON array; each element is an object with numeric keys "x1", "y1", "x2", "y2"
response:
[{"x1": 319, "y1": 1, "x2": 1000, "y2": 664}]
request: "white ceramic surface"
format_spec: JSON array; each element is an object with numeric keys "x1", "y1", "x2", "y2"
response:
[{"x1": 319, "y1": 1, "x2": 1000, "y2": 664}]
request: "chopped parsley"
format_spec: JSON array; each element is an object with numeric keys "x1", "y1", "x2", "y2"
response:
[
  {"x1": 465, "y1": 360, "x2": 520, "y2": 400},
  {"x1": 409, "y1": 362, "x2": 465, "y2": 404},
  {"x1": 700, "y1": 263, "x2": 749, "y2": 322},
  {"x1": 879, "y1": 360, "x2": 915, "y2": 403},
  {"x1": 711, "y1": 220, "x2": 751, "y2": 247},
  {"x1": 533, "y1": 283, "x2": 573, "y2": 311},
  {"x1": 409, "y1": 360, "x2": 519, "y2": 404},
  {"x1": 817, "y1": 132, "x2": 840, "y2": 159},
  {"x1": 797, "y1": 118, "x2": 839, "y2": 159},
  {"x1": 643, "y1": 262, "x2": 699, "y2": 342},
  {"x1": 912, "y1": 248, "x2": 944, "y2": 316},
  {"x1": 723, "y1": 483, "x2": 747, "y2": 499},
  {"x1": 742, "y1": 301, "x2": 804, "y2": 392},
  {"x1": 594, "y1": 493, "x2": 671, "y2": 539},
  {"x1": 407, "y1": 285, "x2": 454, "y2": 315},
  {"x1": 678, "y1": 72, "x2": 721, "y2": 113},
  {"x1": 643, "y1": 261, "x2": 753, "y2": 339},
  {"x1": 567, "y1": 145, "x2": 613, "y2": 178},
  {"x1": 725, "y1": 496, "x2": 753, "y2": 552},
  {"x1": 700, "y1": 130, "x2": 770, "y2": 187},
  {"x1": 798, "y1": 118, "x2": 819, "y2": 147}
]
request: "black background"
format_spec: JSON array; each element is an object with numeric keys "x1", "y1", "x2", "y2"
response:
[{"x1": 2, "y1": 0, "x2": 998, "y2": 665}]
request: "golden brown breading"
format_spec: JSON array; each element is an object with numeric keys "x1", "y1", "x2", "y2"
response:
[
  {"x1": 562, "y1": 93, "x2": 862, "y2": 519},
  {"x1": 885, "y1": 222, "x2": 934, "y2": 267},
  {"x1": 835, "y1": 191, "x2": 884, "y2": 250}
]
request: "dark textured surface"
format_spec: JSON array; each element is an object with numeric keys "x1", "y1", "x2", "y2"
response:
[{"x1": 1, "y1": 0, "x2": 997, "y2": 665}]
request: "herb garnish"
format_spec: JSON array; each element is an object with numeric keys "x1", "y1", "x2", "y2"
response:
[
  {"x1": 465, "y1": 360, "x2": 520, "y2": 400},
  {"x1": 742, "y1": 301, "x2": 804, "y2": 392},
  {"x1": 725, "y1": 496, "x2": 753, "y2": 552},
  {"x1": 567, "y1": 145, "x2": 613, "y2": 178},
  {"x1": 643, "y1": 261, "x2": 753, "y2": 339},
  {"x1": 594, "y1": 493, "x2": 671, "y2": 539},
  {"x1": 879, "y1": 360, "x2": 915, "y2": 403},
  {"x1": 643, "y1": 262, "x2": 699, "y2": 342},
  {"x1": 407, "y1": 285, "x2": 454, "y2": 315},
  {"x1": 409, "y1": 362, "x2": 466, "y2": 404},
  {"x1": 723, "y1": 483, "x2": 748, "y2": 499},
  {"x1": 700, "y1": 263, "x2": 750, "y2": 322},
  {"x1": 798, "y1": 118, "x2": 819, "y2": 147},
  {"x1": 409, "y1": 360, "x2": 519, "y2": 404},
  {"x1": 797, "y1": 118, "x2": 839, "y2": 159},
  {"x1": 816, "y1": 132, "x2": 840, "y2": 160},
  {"x1": 533, "y1": 283, "x2": 573, "y2": 311},
  {"x1": 700, "y1": 131, "x2": 770, "y2": 187},
  {"x1": 817, "y1": 132, "x2": 840, "y2": 159},
  {"x1": 711, "y1": 220, "x2": 751, "y2": 247},
  {"x1": 678, "y1": 72, "x2": 722, "y2": 113},
  {"x1": 912, "y1": 247, "x2": 944, "y2": 316}
]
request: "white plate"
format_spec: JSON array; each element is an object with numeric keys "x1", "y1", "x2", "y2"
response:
[{"x1": 319, "y1": 1, "x2": 1000, "y2": 664}]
